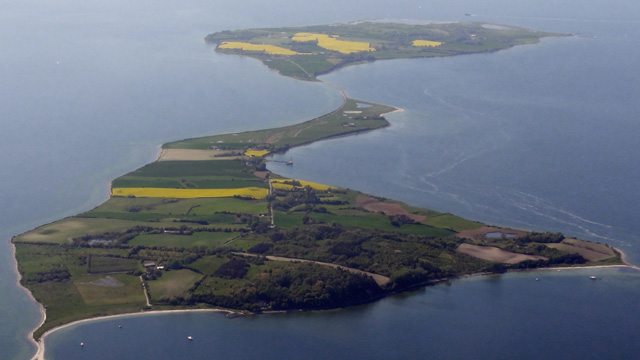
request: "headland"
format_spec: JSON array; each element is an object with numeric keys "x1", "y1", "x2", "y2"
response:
[{"x1": 11, "y1": 22, "x2": 626, "y2": 356}]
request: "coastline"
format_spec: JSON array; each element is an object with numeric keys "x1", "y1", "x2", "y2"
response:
[
  {"x1": 16, "y1": 29, "x2": 635, "y2": 359},
  {"x1": 21, "y1": 76, "x2": 634, "y2": 358},
  {"x1": 615, "y1": 247, "x2": 640, "y2": 272},
  {"x1": 30, "y1": 257, "x2": 639, "y2": 360},
  {"x1": 380, "y1": 107, "x2": 404, "y2": 116},
  {"x1": 31, "y1": 308, "x2": 235, "y2": 360},
  {"x1": 518, "y1": 262, "x2": 640, "y2": 274},
  {"x1": 9, "y1": 238, "x2": 46, "y2": 360},
  {"x1": 18, "y1": 81, "x2": 397, "y2": 356}
]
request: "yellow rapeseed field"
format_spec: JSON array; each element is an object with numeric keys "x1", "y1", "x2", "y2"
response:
[
  {"x1": 112, "y1": 187, "x2": 269, "y2": 199},
  {"x1": 270, "y1": 179, "x2": 335, "y2": 191},
  {"x1": 412, "y1": 40, "x2": 443, "y2": 47},
  {"x1": 218, "y1": 42, "x2": 306, "y2": 55},
  {"x1": 244, "y1": 149, "x2": 270, "y2": 157},
  {"x1": 292, "y1": 33, "x2": 375, "y2": 54}
]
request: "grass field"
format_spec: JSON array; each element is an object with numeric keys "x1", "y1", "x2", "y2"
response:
[
  {"x1": 129, "y1": 231, "x2": 241, "y2": 248},
  {"x1": 88, "y1": 255, "x2": 139, "y2": 273},
  {"x1": 113, "y1": 176, "x2": 267, "y2": 189},
  {"x1": 547, "y1": 238, "x2": 619, "y2": 262},
  {"x1": 14, "y1": 243, "x2": 146, "y2": 339},
  {"x1": 163, "y1": 99, "x2": 394, "y2": 151},
  {"x1": 122, "y1": 160, "x2": 251, "y2": 177},
  {"x1": 195, "y1": 276, "x2": 237, "y2": 296},
  {"x1": 265, "y1": 56, "x2": 335, "y2": 80},
  {"x1": 148, "y1": 269, "x2": 203, "y2": 300},
  {"x1": 307, "y1": 212, "x2": 455, "y2": 237},
  {"x1": 86, "y1": 197, "x2": 267, "y2": 216},
  {"x1": 13, "y1": 218, "x2": 169, "y2": 245},
  {"x1": 424, "y1": 213, "x2": 485, "y2": 232},
  {"x1": 74, "y1": 274, "x2": 145, "y2": 306},
  {"x1": 189, "y1": 256, "x2": 230, "y2": 275},
  {"x1": 112, "y1": 187, "x2": 269, "y2": 199}
]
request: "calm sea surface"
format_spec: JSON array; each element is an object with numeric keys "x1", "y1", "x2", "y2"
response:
[{"x1": 1, "y1": 0, "x2": 639, "y2": 359}]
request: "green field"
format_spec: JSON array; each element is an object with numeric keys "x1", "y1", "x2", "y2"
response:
[
  {"x1": 164, "y1": 99, "x2": 394, "y2": 150},
  {"x1": 84, "y1": 197, "x2": 268, "y2": 217},
  {"x1": 88, "y1": 255, "x2": 139, "y2": 273},
  {"x1": 129, "y1": 231, "x2": 241, "y2": 248},
  {"x1": 148, "y1": 269, "x2": 203, "y2": 301}
]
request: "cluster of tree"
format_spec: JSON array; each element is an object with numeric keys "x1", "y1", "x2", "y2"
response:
[
  {"x1": 248, "y1": 242, "x2": 273, "y2": 254},
  {"x1": 517, "y1": 232, "x2": 565, "y2": 244},
  {"x1": 192, "y1": 262, "x2": 384, "y2": 311},
  {"x1": 144, "y1": 268, "x2": 163, "y2": 281},
  {"x1": 213, "y1": 259, "x2": 249, "y2": 279},
  {"x1": 510, "y1": 253, "x2": 587, "y2": 270},
  {"x1": 389, "y1": 269, "x2": 439, "y2": 291},
  {"x1": 271, "y1": 186, "x2": 320, "y2": 211},
  {"x1": 176, "y1": 219, "x2": 209, "y2": 226},
  {"x1": 23, "y1": 266, "x2": 70, "y2": 284},
  {"x1": 388, "y1": 214, "x2": 418, "y2": 227},
  {"x1": 246, "y1": 224, "x2": 490, "y2": 285},
  {"x1": 73, "y1": 230, "x2": 140, "y2": 247}
]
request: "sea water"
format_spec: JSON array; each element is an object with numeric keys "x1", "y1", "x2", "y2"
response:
[
  {"x1": 44, "y1": 268, "x2": 640, "y2": 360},
  {"x1": 1, "y1": 0, "x2": 639, "y2": 359}
]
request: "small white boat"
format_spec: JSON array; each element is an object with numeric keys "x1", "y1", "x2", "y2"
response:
[
  {"x1": 188, "y1": 336, "x2": 193, "y2": 341},
  {"x1": 80, "y1": 342, "x2": 84, "y2": 347},
  {"x1": 535, "y1": 278, "x2": 539, "y2": 281},
  {"x1": 590, "y1": 276, "x2": 597, "y2": 280}
]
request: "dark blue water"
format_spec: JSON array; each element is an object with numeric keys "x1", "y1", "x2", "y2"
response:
[
  {"x1": 1, "y1": 0, "x2": 639, "y2": 359},
  {"x1": 45, "y1": 268, "x2": 640, "y2": 360}
]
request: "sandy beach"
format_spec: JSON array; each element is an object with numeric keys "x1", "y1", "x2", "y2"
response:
[{"x1": 380, "y1": 107, "x2": 405, "y2": 116}]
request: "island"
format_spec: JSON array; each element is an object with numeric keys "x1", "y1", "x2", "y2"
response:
[
  {"x1": 13, "y1": 21, "x2": 624, "y2": 344},
  {"x1": 206, "y1": 21, "x2": 557, "y2": 81}
]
